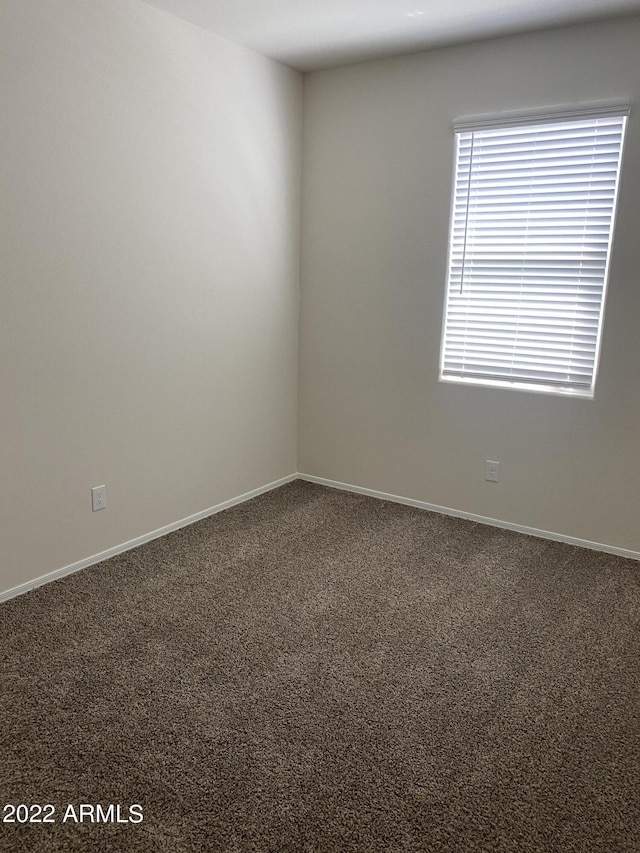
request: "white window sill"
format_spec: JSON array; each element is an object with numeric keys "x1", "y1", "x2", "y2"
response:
[{"x1": 438, "y1": 373, "x2": 594, "y2": 399}]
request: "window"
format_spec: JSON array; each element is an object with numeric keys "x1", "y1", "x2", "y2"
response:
[{"x1": 440, "y1": 106, "x2": 628, "y2": 396}]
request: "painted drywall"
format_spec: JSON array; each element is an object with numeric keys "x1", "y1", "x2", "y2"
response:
[
  {"x1": 299, "y1": 16, "x2": 640, "y2": 553},
  {"x1": 0, "y1": 0, "x2": 302, "y2": 594}
]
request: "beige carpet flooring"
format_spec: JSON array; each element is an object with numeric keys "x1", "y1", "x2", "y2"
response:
[{"x1": 1, "y1": 480, "x2": 639, "y2": 852}]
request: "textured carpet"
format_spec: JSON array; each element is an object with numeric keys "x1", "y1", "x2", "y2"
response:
[{"x1": 1, "y1": 480, "x2": 639, "y2": 852}]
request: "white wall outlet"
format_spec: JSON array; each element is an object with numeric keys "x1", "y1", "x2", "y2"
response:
[
  {"x1": 91, "y1": 485, "x2": 107, "y2": 511},
  {"x1": 485, "y1": 461, "x2": 500, "y2": 483}
]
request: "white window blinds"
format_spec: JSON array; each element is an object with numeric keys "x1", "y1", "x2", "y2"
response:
[{"x1": 440, "y1": 107, "x2": 628, "y2": 394}]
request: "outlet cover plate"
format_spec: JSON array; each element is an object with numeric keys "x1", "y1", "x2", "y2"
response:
[
  {"x1": 485, "y1": 461, "x2": 500, "y2": 482},
  {"x1": 91, "y1": 485, "x2": 107, "y2": 511}
]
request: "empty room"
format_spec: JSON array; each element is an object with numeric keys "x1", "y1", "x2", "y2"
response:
[{"x1": 2, "y1": 0, "x2": 640, "y2": 850}]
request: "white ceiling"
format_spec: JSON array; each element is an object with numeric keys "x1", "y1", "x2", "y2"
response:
[{"x1": 141, "y1": 0, "x2": 640, "y2": 71}]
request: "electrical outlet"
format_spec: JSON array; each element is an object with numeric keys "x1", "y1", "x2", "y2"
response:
[
  {"x1": 91, "y1": 485, "x2": 107, "y2": 512},
  {"x1": 485, "y1": 461, "x2": 500, "y2": 483}
]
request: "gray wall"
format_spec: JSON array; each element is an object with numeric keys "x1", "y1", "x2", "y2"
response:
[
  {"x1": 299, "y1": 16, "x2": 640, "y2": 552},
  {"x1": 0, "y1": 0, "x2": 302, "y2": 594},
  {"x1": 3, "y1": 6, "x2": 639, "y2": 599}
]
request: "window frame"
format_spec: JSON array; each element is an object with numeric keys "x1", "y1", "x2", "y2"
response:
[{"x1": 438, "y1": 103, "x2": 629, "y2": 399}]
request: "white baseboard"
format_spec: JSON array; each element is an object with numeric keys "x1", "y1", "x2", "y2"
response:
[
  {"x1": 4, "y1": 469, "x2": 637, "y2": 604},
  {"x1": 0, "y1": 474, "x2": 297, "y2": 604},
  {"x1": 298, "y1": 473, "x2": 640, "y2": 562}
]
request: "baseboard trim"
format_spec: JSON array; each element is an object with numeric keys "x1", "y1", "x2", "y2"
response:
[
  {"x1": 298, "y1": 473, "x2": 640, "y2": 562},
  {"x1": 4, "y1": 469, "x2": 637, "y2": 604},
  {"x1": 0, "y1": 474, "x2": 297, "y2": 604}
]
